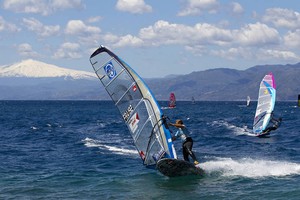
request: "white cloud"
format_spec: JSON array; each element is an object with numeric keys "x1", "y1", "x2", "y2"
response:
[
  {"x1": 231, "y1": 2, "x2": 244, "y2": 14},
  {"x1": 233, "y1": 22, "x2": 280, "y2": 46},
  {"x1": 139, "y1": 20, "x2": 191, "y2": 45},
  {"x1": 102, "y1": 33, "x2": 120, "y2": 44},
  {"x1": 22, "y1": 18, "x2": 60, "y2": 37},
  {"x1": 53, "y1": 42, "x2": 81, "y2": 59},
  {"x1": 3, "y1": 0, "x2": 84, "y2": 15},
  {"x1": 116, "y1": 0, "x2": 152, "y2": 14},
  {"x1": 109, "y1": 20, "x2": 281, "y2": 49},
  {"x1": 0, "y1": 16, "x2": 20, "y2": 32},
  {"x1": 184, "y1": 45, "x2": 207, "y2": 56},
  {"x1": 258, "y1": 49, "x2": 299, "y2": 61},
  {"x1": 112, "y1": 35, "x2": 144, "y2": 47},
  {"x1": 138, "y1": 20, "x2": 232, "y2": 46},
  {"x1": 65, "y1": 20, "x2": 100, "y2": 35},
  {"x1": 283, "y1": 29, "x2": 300, "y2": 49},
  {"x1": 3, "y1": 0, "x2": 48, "y2": 15},
  {"x1": 178, "y1": 0, "x2": 219, "y2": 16},
  {"x1": 86, "y1": 16, "x2": 102, "y2": 23},
  {"x1": 262, "y1": 8, "x2": 300, "y2": 29},
  {"x1": 17, "y1": 43, "x2": 39, "y2": 57},
  {"x1": 50, "y1": 0, "x2": 84, "y2": 10},
  {"x1": 64, "y1": 20, "x2": 101, "y2": 46},
  {"x1": 106, "y1": 20, "x2": 288, "y2": 63},
  {"x1": 212, "y1": 47, "x2": 253, "y2": 60}
]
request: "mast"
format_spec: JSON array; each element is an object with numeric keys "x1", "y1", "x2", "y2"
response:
[{"x1": 89, "y1": 46, "x2": 177, "y2": 166}]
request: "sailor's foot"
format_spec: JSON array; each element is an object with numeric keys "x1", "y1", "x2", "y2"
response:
[{"x1": 194, "y1": 160, "x2": 199, "y2": 165}]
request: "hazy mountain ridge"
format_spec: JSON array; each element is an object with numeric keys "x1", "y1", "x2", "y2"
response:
[
  {"x1": 0, "y1": 60, "x2": 299, "y2": 100},
  {"x1": 148, "y1": 63, "x2": 300, "y2": 101}
]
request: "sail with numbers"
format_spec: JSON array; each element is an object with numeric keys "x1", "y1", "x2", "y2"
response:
[{"x1": 89, "y1": 46, "x2": 177, "y2": 166}]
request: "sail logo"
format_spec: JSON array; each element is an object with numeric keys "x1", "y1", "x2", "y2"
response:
[
  {"x1": 104, "y1": 62, "x2": 117, "y2": 79},
  {"x1": 129, "y1": 112, "x2": 139, "y2": 133},
  {"x1": 264, "y1": 89, "x2": 269, "y2": 95},
  {"x1": 132, "y1": 85, "x2": 137, "y2": 92},
  {"x1": 123, "y1": 104, "x2": 134, "y2": 121}
]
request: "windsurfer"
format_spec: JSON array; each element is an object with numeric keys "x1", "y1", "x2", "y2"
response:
[
  {"x1": 262, "y1": 113, "x2": 282, "y2": 134},
  {"x1": 169, "y1": 119, "x2": 199, "y2": 165}
]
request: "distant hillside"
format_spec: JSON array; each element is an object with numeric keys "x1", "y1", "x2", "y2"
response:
[
  {"x1": 0, "y1": 60, "x2": 299, "y2": 100},
  {"x1": 147, "y1": 63, "x2": 300, "y2": 101}
]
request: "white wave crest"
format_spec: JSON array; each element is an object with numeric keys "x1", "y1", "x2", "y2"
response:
[
  {"x1": 210, "y1": 120, "x2": 252, "y2": 136},
  {"x1": 83, "y1": 137, "x2": 137, "y2": 155},
  {"x1": 201, "y1": 157, "x2": 300, "y2": 178}
]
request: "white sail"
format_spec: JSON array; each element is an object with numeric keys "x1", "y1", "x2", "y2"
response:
[
  {"x1": 192, "y1": 96, "x2": 196, "y2": 104},
  {"x1": 246, "y1": 96, "x2": 250, "y2": 107},
  {"x1": 253, "y1": 72, "x2": 276, "y2": 134},
  {"x1": 89, "y1": 46, "x2": 177, "y2": 166}
]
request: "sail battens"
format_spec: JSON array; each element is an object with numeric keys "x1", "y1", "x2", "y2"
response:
[
  {"x1": 105, "y1": 68, "x2": 126, "y2": 90},
  {"x1": 94, "y1": 57, "x2": 114, "y2": 73},
  {"x1": 91, "y1": 60, "x2": 98, "y2": 65},
  {"x1": 134, "y1": 116, "x2": 151, "y2": 142},
  {"x1": 253, "y1": 72, "x2": 276, "y2": 134},
  {"x1": 90, "y1": 46, "x2": 176, "y2": 166},
  {"x1": 114, "y1": 80, "x2": 135, "y2": 107}
]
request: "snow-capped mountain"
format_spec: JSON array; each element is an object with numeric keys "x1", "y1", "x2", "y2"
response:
[{"x1": 0, "y1": 59, "x2": 97, "y2": 80}]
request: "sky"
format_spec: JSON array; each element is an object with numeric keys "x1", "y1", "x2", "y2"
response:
[{"x1": 0, "y1": 0, "x2": 300, "y2": 78}]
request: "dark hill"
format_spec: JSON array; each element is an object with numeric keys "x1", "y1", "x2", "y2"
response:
[{"x1": 147, "y1": 63, "x2": 300, "y2": 101}]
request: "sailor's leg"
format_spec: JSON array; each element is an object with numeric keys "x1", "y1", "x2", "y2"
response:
[
  {"x1": 182, "y1": 146, "x2": 190, "y2": 162},
  {"x1": 184, "y1": 141, "x2": 198, "y2": 161}
]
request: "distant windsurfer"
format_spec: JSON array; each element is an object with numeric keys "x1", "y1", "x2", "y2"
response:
[
  {"x1": 169, "y1": 119, "x2": 199, "y2": 165},
  {"x1": 262, "y1": 113, "x2": 282, "y2": 134}
]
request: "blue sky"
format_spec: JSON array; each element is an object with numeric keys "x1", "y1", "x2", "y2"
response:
[{"x1": 0, "y1": 0, "x2": 300, "y2": 78}]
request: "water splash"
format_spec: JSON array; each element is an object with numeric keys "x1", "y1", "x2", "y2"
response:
[
  {"x1": 83, "y1": 137, "x2": 137, "y2": 155},
  {"x1": 201, "y1": 157, "x2": 300, "y2": 178}
]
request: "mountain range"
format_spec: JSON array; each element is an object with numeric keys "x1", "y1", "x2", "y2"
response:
[
  {"x1": 148, "y1": 63, "x2": 300, "y2": 101},
  {"x1": 0, "y1": 59, "x2": 299, "y2": 101}
]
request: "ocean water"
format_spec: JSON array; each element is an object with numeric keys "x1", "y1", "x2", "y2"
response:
[{"x1": 0, "y1": 100, "x2": 299, "y2": 199}]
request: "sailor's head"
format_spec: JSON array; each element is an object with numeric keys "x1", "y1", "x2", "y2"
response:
[{"x1": 175, "y1": 119, "x2": 183, "y2": 125}]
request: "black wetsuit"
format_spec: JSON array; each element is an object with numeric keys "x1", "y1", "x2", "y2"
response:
[
  {"x1": 263, "y1": 117, "x2": 282, "y2": 133},
  {"x1": 174, "y1": 127, "x2": 198, "y2": 162}
]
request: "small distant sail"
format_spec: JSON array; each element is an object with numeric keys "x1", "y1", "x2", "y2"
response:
[
  {"x1": 168, "y1": 93, "x2": 176, "y2": 108},
  {"x1": 298, "y1": 94, "x2": 300, "y2": 107},
  {"x1": 253, "y1": 72, "x2": 276, "y2": 134},
  {"x1": 89, "y1": 46, "x2": 177, "y2": 167},
  {"x1": 192, "y1": 96, "x2": 196, "y2": 104},
  {"x1": 246, "y1": 96, "x2": 250, "y2": 107}
]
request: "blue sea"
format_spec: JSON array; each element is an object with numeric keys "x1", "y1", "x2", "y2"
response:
[{"x1": 0, "y1": 100, "x2": 299, "y2": 199}]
